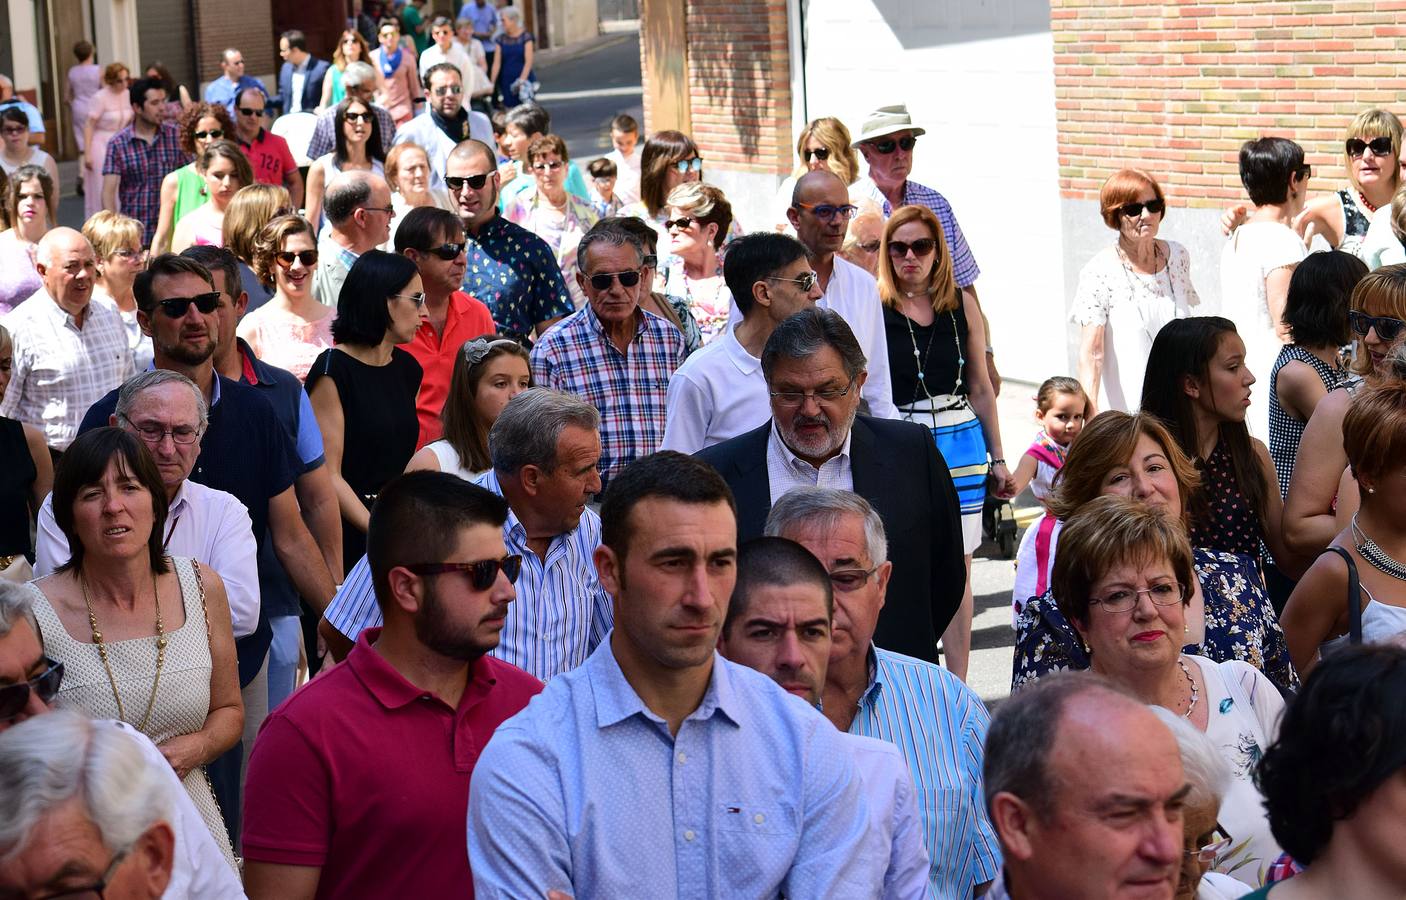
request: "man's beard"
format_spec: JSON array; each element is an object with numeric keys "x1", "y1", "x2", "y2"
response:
[{"x1": 413, "y1": 581, "x2": 497, "y2": 661}]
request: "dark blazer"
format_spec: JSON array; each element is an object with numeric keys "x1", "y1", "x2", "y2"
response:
[
  {"x1": 697, "y1": 415, "x2": 966, "y2": 665},
  {"x1": 273, "y1": 56, "x2": 331, "y2": 114}
]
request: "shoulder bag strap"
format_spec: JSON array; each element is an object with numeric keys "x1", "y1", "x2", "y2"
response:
[{"x1": 1316, "y1": 546, "x2": 1363, "y2": 645}]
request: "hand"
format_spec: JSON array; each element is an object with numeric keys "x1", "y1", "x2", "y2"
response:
[
  {"x1": 990, "y1": 462, "x2": 1017, "y2": 499},
  {"x1": 1219, "y1": 204, "x2": 1248, "y2": 236},
  {"x1": 498, "y1": 161, "x2": 518, "y2": 185},
  {"x1": 156, "y1": 733, "x2": 208, "y2": 781}
]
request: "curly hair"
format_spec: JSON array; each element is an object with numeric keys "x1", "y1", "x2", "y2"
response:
[
  {"x1": 176, "y1": 102, "x2": 235, "y2": 156},
  {"x1": 252, "y1": 214, "x2": 317, "y2": 289}
]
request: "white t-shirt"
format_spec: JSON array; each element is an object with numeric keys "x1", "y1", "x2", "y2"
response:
[
  {"x1": 843, "y1": 732, "x2": 931, "y2": 900},
  {"x1": 660, "y1": 326, "x2": 769, "y2": 453},
  {"x1": 426, "y1": 439, "x2": 484, "y2": 481}
]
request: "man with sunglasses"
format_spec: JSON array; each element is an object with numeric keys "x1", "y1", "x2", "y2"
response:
[
  {"x1": 763, "y1": 487, "x2": 1001, "y2": 899},
  {"x1": 232, "y1": 86, "x2": 304, "y2": 207},
  {"x1": 243, "y1": 471, "x2": 542, "y2": 900},
  {"x1": 394, "y1": 63, "x2": 493, "y2": 192},
  {"x1": 312, "y1": 170, "x2": 396, "y2": 306},
  {"x1": 306, "y1": 62, "x2": 399, "y2": 161},
  {"x1": 530, "y1": 224, "x2": 686, "y2": 490},
  {"x1": 0, "y1": 585, "x2": 246, "y2": 898}
]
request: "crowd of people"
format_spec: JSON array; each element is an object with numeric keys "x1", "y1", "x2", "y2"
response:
[{"x1": 1, "y1": 10, "x2": 1405, "y2": 898}]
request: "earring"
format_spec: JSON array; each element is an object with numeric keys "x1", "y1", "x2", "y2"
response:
[{"x1": 1368, "y1": 486, "x2": 1376, "y2": 494}]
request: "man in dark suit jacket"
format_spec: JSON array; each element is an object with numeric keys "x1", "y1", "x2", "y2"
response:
[
  {"x1": 697, "y1": 308, "x2": 965, "y2": 665},
  {"x1": 273, "y1": 30, "x2": 331, "y2": 115}
]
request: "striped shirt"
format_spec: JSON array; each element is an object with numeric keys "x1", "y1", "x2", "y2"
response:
[
  {"x1": 852, "y1": 178, "x2": 981, "y2": 288},
  {"x1": 850, "y1": 646, "x2": 1002, "y2": 898},
  {"x1": 322, "y1": 469, "x2": 613, "y2": 682}
]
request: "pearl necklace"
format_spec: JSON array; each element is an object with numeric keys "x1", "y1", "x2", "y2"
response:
[
  {"x1": 82, "y1": 574, "x2": 167, "y2": 733},
  {"x1": 1176, "y1": 655, "x2": 1199, "y2": 719}
]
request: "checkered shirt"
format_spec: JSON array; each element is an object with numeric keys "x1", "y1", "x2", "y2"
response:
[{"x1": 102, "y1": 123, "x2": 191, "y2": 244}]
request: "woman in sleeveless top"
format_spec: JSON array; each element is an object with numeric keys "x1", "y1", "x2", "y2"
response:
[
  {"x1": 171, "y1": 141, "x2": 251, "y2": 254},
  {"x1": 239, "y1": 214, "x2": 334, "y2": 381},
  {"x1": 1283, "y1": 381, "x2": 1406, "y2": 674},
  {"x1": 83, "y1": 64, "x2": 133, "y2": 219},
  {"x1": 307, "y1": 251, "x2": 424, "y2": 575},
  {"x1": 24, "y1": 428, "x2": 241, "y2": 870},
  {"x1": 0, "y1": 323, "x2": 53, "y2": 579},
  {"x1": 407, "y1": 336, "x2": 531, "y2": 480},
  {"x1": 66, "y1": 41, "x2": 101, "y2": 154},
  {"x1": 321, "y1": 29, "x2": 382, "y2": 111},
  {"x1": 150, "y1": 102, "x2": 235, "y2": 255},
  {"x1": 304, "y1": 97, "x2": 386, "y2": 233}
]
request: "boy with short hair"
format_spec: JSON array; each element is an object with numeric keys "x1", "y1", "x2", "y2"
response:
[
  {"x1": 588, "y1": 157, "x2": 622, "y2": 218},
  {"x1": 605, "y1": 113, "x2": 642, "y2": 204}
]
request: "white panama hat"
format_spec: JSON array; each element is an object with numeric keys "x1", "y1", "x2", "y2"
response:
[{"x1": 851, "y1": 104, "x2": 927, "y2": 147}]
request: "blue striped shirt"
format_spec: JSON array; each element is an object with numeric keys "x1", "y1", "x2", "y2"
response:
[
  {"x1": 850, "y1": 646, "x2": 1002, "y2": 898},
  {"x1": 322, "y1": 469, "x2": 613, "y2": 682}
]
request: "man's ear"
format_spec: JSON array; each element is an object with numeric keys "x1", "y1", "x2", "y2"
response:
[
  {"x1": 137, "y1": 309, "x2": 154, "y2": 338},
  {"x1": 751, "y1": 280, "x2": 771, "y2": 312},
  {"x1": 786, "y1": 206, "x2": 801, "y2": 230},
  {"x1": 989, "y1": 792, "x2": 1038, "y2": 863},
  {"x1": 872, "y1": 559, "x2": 892, "y2": 613},
  {"x1": 131, "y1": 821, "x2": 175, "y2": 898},
  {"x1": 385, "y1": 566, "x2": 427, "y2": 616},
  {"x1": 594, "y1": 544, "x2": 622, "y2": 598},
  {"x1": 234, "y1": 291, "x2": 250, "y2": 320}
]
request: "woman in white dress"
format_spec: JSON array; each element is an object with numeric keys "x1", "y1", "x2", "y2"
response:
[
  {"x1": 406, "y1": 336, "x2": 531, "y2": 479},
  {"x1": 1074, "y1": 168, "x2": 1199, "y2": 414}
]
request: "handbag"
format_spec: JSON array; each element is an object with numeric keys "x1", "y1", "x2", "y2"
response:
[{"x1": 1317, "y1": 546, "x2": 1363, "y2": 645}]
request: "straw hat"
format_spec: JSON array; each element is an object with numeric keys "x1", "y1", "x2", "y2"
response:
[{"x1": 851, "y1": 104, "x2": 927, "y2": 147}]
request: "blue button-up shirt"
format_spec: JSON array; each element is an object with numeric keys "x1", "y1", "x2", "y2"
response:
[
  {"x1": 463, "y1": 213, "x2": 574, "y2": 339},
  {"x1": 202, "y1": 74, "x2": 269, "y2": 114},
  {"x1": 851, "y1": 646, "x2": 1002, "y2": 898},
  {"x1": 468, "y1": 639, "x2": 887, "y2": 899}
]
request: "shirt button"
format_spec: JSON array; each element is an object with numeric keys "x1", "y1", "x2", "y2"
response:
[
  {"x1": 753, "y1": 813, "x2": 765, "y2": 824},
  {"x1": 683, "y1": 830, "x2": 695, "y2": 842},
  {"x1": 676, "y1": 751, "x2": 686, "y2": 764}
]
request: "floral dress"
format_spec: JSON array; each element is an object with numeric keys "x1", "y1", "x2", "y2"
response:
[{"x1": 1010, "y1": 547, "x2": 1298, "y2": 695}]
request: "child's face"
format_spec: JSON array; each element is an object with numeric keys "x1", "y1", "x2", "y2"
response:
[
  {"x1": 593, "y1": 175, "x2": 616, "y2": 198},
  {"x1": 611, "y1": 129, "x2": 637, "y2": 157},
  {"x1": 1038, "y1": 392, "x2": 1087, "y2": 445}
]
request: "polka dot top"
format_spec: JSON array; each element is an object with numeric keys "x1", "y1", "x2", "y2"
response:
[{"x1": 1188, "y1": 439, "x2": 1263, "y2": 558}]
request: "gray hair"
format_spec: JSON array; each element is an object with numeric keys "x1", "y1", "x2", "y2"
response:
[
  {"x1": 1150, "y1": 706, "x2": 1232, "y2": 810},
  {"x1": 113, "y1": 370, "x2": 209, "y2": 433},
  {"x1": 324, "y1": 171, "x2": 377, "y2": 225},
  {"x1": 342, "y1": 61, "x2": 378, "y2": 89},
  {"x1": 490, "y1": 388, "x2": 601, "y2": 475},
  {"x1": 760, "y1": 307, "x2": 867, "y2": 383},
  {"x1": 500, "y1": 6, "x2": 523, "y2": 24},
  {"x1": 577, "y1": 224, "x2": 643, "y2": 274},
  {"x1": 0, "y1": 582, "x2": 38, "y2": 640},
  {"x1": 0, "y1": 711, "x2": 175, "y2": 859},
  {"x1": 764, "y1": 487, "x2": 888, "y2": 565}
]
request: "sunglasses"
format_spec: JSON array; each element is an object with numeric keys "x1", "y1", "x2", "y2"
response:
[
  {"x1": 587, "y1": 270, "x2": 642, "y2": 291},
  {"x1": 432, "y1": 85, "x2": 463, "y2": 96},
  {"x1": 1349, "y1": 310, "x2": 1406, "y2": 341},
  {"x1": 276, "y1": 249, "x2": 319, "y2": 267},
  {"x1": 193, "y1": 129, "x2": 224, "y2": 140},
  {"x1": 803, "y1": 147, "x2": 832, "y2": 163},
  {"x1": 532, "y1": 160, "x2": 564, "y2": 173},
  {"x1": 1186, "y1": 825, "x2": 1233, "y2": 864},
  {"x1": 767, "y1": 271, "x2": 819, "y2": 292},
  {"x1": 420, "y1": 241, "x2": 466, "y2": 260},
  {"x1": 0, "y1": 126, "x2": 27, "y2": 137},
  {"x1": 664, "y1": 216, "x2": 695, "y2": 231},
  {"x1": 406, "y1": 555, "x2": 523, "y2": 590},
  {"x1": 888, "y1": 238, "x2": 937, "y2": 258},
  {"x1": 345, "y1": 110, "x2": 372, "y2": 123},
  {"x1": 0, "y1": 658, "x2": 63, "y2": 721},
  {"x1": 672, "y1": 157, "x2": 703, "y2": 174},
  {"x1": 870, "y1": 135, "x2": 917, "y2": 154},
  {"x1": 1118, "y1": 198, "x2": 1166, "y2": 218},
  {"x1": 157, "y1": 292, "x2": 220, "y2": 318},
  {"x1": 1347, "y1": 136, "x2": 1394, "y2": 158},
  {"x1": 445, "y1": 172, "x2": 491, "y2": 192},
  {"x1": 856, "y1": 240, "x2": 881, "y2": 253},
  {"x1": 392, "y1": 291, "x2": 427, "y2": 308},
  {"x1": 236, "y1": 107, "x2": 263, "y2": 117},
  {"x1": 795, "y1": 202, "x2": 858, "y2": 223}
]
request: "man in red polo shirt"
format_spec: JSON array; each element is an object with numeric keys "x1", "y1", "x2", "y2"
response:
[
  {"x1": 240, "y1": 471, "x2": 540, "y2": 899},
  {"x1": 397, "y1": 205, "x2": 496, "y2": 447},
  {"x1": 233, "y1": 86, "x2": 305, "y2": 208}
]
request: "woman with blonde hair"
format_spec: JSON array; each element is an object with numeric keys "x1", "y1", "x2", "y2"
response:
[
  {"x1": 406, "y1": 337, "x2": 531, "y2": 478},
  {"x1": 83, "y1": 211, "x2": 152, "y2": 371},
  {"x1": 769, "y1": 117, "x2": 862, "y2": 233},
  {"x1": 82, "y1": 63, "x2": 133, "y2": 218},
  {"x1": 657, "y1": 182, "x2": 732, "y2": 343},
  {"x1": 320, "y1": 29, "x2": 382, "y2": 110},
  {"x1": 239, "y1": 214, "x2": 334, "y2": 381},
  {"x1": 150, "y1": 102, "x2": 236, "y2": 254},
  {"x1": 171, "y1": 140, "x2": 253, "y2": 253},
  {"x1": 222, "y1": 182, "x2": 292, "y2": 312},
  {"x1": 878, "y1": 203, "x2": 1010, "y2": 681}
]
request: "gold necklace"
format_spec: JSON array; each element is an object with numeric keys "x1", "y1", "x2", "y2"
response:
[{"x1": 81, "y1": 573, "x2": 167, "y2": 733}]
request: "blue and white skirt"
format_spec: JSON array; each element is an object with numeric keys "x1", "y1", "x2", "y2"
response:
[{"x1": 900, "y1": 395, "x2": 988, "y2": 554}]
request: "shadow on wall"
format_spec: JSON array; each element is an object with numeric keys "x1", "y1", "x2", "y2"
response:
[
  {"x1": 686, "y1": 5, "x2": 777, "y2": 161},
  {"x1": 868, "y1": 0, "x2": 1052, "y2": 50}
]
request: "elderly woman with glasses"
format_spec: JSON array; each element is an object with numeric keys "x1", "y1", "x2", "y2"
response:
[
  {"x1": 503, "y1": 134, "x2": 599, "y2": 309},
  {"x1": 657, "y1": 182, "x2": 733, "y2": 344},
  {"x1": 149, "y1": 102, "x2": 236, "y2": 256},
  {"x1": 1050, "y1": 494, "x2": 1285, "y2": 890},
  {"x1": 83, "y1": 211, "x2": 153, "y2": 371},
  {"x1": 1074, "y1": 168, "x2": 1200, "y2": 414}
]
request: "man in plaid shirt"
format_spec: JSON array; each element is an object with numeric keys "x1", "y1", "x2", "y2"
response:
[
  {"x1": 102, "y1": 77, "x2": 190, "y2": 246},
  {"x1": 530, "y1": 225, "x2": 685, "y2": 490}
]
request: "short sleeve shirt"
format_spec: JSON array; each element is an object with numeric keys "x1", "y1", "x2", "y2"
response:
[
  {"x1": 462, "y1": 214, "x2": 574, "y2": 339},
  {"x1": 404, "y1": 291, "x2": 497, "y2": 447},
  {"x1": 240, "y1": 129, "x2": 297, "y2": 187}
]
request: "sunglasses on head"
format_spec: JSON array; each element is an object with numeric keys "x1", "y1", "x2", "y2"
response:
[
  {"x1": 420, "y1": 241, "x2": 466, "y2": 260},
  {"x1": 587, "y1": 270, "x2": 642, "y2": 291},
  {"x1": 888, "y1": 238, "x2": 937, "y2": 258},
  {"x1": 157, "y1": 292, "x2": 220, "y2": 318},
  {"x1": 803, "y1": 147, "x2": 831, "y2": 163},
  {"x1": 406, "y1": 555, "x2": 523, "y2": 590},
  {"x1": 193, "y1": 129, "x2": 224, "y2": 140},
  {"x1": 1118, "y1": 198, "x2": 1166, "y2": 219},
  {"x1": 870, "y1": 135, "x2": 917, "y2": 155},
  {"x1": 0, "y1": 658, "x2": 63, "y2": 721},
  {"x1": 1349, "y1": 310, "x2": 1406, "y2": 341},
  {"x1": 856, "y1": 240, "x2": 881, "y2": 253},
  {"x1": 672, "y1": 157, "x2": 703, "y2": 174},
  {"x1": 1347, "y1": 136, "x2": 1394, "y2": 158},
  {"x1": 236, "y1": 107, "x2": 262, "y2": 117},
  {"x1": 275, "y1": 249, "x2": 318, "y2": 268},
  {"x1": 445, "y1": 172, "x2": 491, "y2": 192}
]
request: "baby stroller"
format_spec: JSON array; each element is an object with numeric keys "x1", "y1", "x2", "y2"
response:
[{"x1": 983, "y1": 490, "x2": 1018, "y2": 560}]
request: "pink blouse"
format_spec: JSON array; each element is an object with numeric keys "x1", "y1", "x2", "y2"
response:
[{"x1": 236, "y1": 304, "x2": 334, "y2": 382}]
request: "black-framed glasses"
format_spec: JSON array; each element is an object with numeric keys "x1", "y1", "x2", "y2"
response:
[
  {"x1": 1294, "y1": 163, "x2": 1313, "y2": 181},
  {"x1": 829, "y1": 565, "x2": 880, "y2": 593},
  {"x1": 118, "y1": 413, "x2": 202, "y2": 445},
  {"x1": 275, "y1": 249, "x2": 318, "y2": 268},
  {"x1": 888, "y1": 238, "x2": 937, "y2": 258},
  {"x1": 587, "y1": 269, "x2": 642, "y2": 291},
  {"x1": 1349, "y1": 310, "x2": 1406, "y2": 341},
  {"x1": 795, "y1": 202, "x2": 858, "y2": 223},
  {"x1": 432, "y1": 84, "x2": 463, "y2": 96},
  {"x1": 156, "y1": 292, "x2": 220, "y2": 318},
  {"x1": 672, "y1": 157, "x2": 703, "y2": 174},
  {"x1": 31, "y1": 844, "x2": 132, "y2": 900},
  {"x1": 445, "y1": 172, "x2": 491, "y2": 192},
  {"x1": 1118, "y1": 198, "x2": 1166, "y2": 219},
  {"x1": 1185, "y1": 825, "x2": 1233, "y2": 863},
  {"x1": 770, "y1": 378, "x2": 856, "y2": 408},
  {"x1": 359, "y1": 204, "x2": 395, "y2": 216},
  {"x1": 391, "y1": 291, "x2": 426, "y2": 308},
  {"x1": 767, "y1": 271, "x2": 819, "y2": 293},
  {"x1": 803, "y1": 147, "x2": 831, "y2": 163},
  {"x1": 345, "y1": 110, "x2": 372, "y2": 123},
  {"x1": 1089, "y1": 582, "x2": 1187, "y2": 614},
  {"x1": 663, "y1": 216, "x2": 694, "y2": 231},
  {"x1": 420, "y1": 241, "x2": 466, "y2": 260},
  {"x1": 532, "y1": 160, "x2": 564, "y2": 173},
  {"x1": 406, "y1": 555, "x2": 523, "y2": 590},
  {"x1": 1347, "y1": 136, "x2": 1393, "y2": 158},
  {"x1": 236, "y1": 106, "x2": 263, "y2": 117},
  {"x1": 870, "y1": 135, "x2": 917, "y2": 154},
  {"x1": 642, "y1": 253, "x2": 659, "y2": 269},
  {"x1": 193, "y1": 128, "x2": 224, "y2": 140},
  {"x1": 0, "y1": 657, "x2": 63, "y2": 721}
]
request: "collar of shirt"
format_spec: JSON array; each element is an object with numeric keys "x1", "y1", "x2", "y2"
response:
[
  {"x1": 348, "y1": 625, "x2": 498, "y2": 710},
  {"x1": 857, "y1": 643, "x2": 885, "y2": 710},
  {"x1": 237, "y1": 338, "x2": 262, "y2": 385},
  {"x1": 583, "y1": 301, "x2": 645, "y2": 348},
  {"x1": 721, "y1": 326, "x2": 760, "y2": 376},
  {"x1": 470, "y1": 209, "x2": 506, "y2": 241},
  {"x1": 239, "y1": 128, "x2": 267, "y2": 150},
  {"x1": 476, "y1": 467, "x2": 573, "y2": 560},
  {"x1": 767, "y1": 419, "x2": 853, "y2": 476},
  {"x1": 35, "y1": 291, "x2": 83, "y2": 331},
  {"x1": 430, "y1": 106, "x2": 470, "y2": 141},
  {"x1": 588, "y1": 638, "x2": 741, "y2": 731}
]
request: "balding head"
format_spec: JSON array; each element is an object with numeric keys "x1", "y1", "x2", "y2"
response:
[
  {"x1": 448, "y1": 139, "x2": 497, "y2": 172},
  {"x1": 34, "y1": 228, "x2": 97, "y2": 317},
  {"x1": 788, "y1": 170, "x2": 852, "y2": 258},
  {"x1": 325, "y1": 171, "x2": 393, "y2": 251},
  {"x1": 792, "y1": 169, "x2": 847, "y2": 208}
]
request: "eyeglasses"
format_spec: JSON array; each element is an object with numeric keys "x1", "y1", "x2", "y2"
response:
[
  {"x1": 156, "y1": 292, "x2": 220, "y2": 318},
  {"x1": 888, "y1": 238, "x2": 937, "y2": 258},
  {"x1": 1, "y1": 125, "x2": 28, "y2": 137},
  {"x1": 445, "y1": 172, "x2": 491, "y2": 192},
  {"x1": 110, "y1": 248, "x2": 144, "y2": 261},
  {"x1": 664, "y1": 216, "x2": 695, "y2": 231},
  {"x1": 767, "y1": 271, "x2": 819, "y2": 292},
  {"x1": 770, "y1": 378, "x2": 856, "y2": 408},
  {"x1": 1349, "y1": 310, "x2": 1406, "y2": 341},
  {"x1": 532, "y1": 160, "x2": 564, "y2": 173},
  {"x1": 193, "y1": 128, "x2": 224, "y2": 140},
  {"x1": 1186, "y1": 825, "x2": 1233, "y2": 863},
  {"x1": 795, "y1": 202, "x2": 858, "y2": 223},
  {"x1": 1118, "y1": 198, "x2": 1166, "y2": 219},
  {"x1": 1089, "y1": 582, "x2": 1186, "y2": 614},
  {"x1": 275, "y1": 249, "x2": 318, "y2": 267},
  {"x1": 869, "y1": 135, "x2": 917, "y2": 154},
  {"x1": 48, "y1": 844, "x2": 134, "y2": 900},
  {"x1": 0, "y1": 657, "x2": 63, "y2": 720},
  {"x1": 392, "y1": 291, "x2": 427, "y2": 308},
  {"x1": 829, "y1": 565, "x2": 880, "y2": 593},
  {"x1": 359, "y1": 204, "x2": 396, "y2": 216},
  {"x1": 420, "y1": 241, "x2": 466, "y2": 260},
  {"x1": 432, "y1": 84, "x2": 463, "y2": 96},
  {"x1": 406, "y1": 555, "x2": 523, "y2": 590},
  {"x1": 855, "y1": 240, "x2": 881, "y2": 254},
  {"x1": 672, "y1": 157, "x2": 704, "y2": 174},
  {"x1": 1347, "y1": 136, "x2": 1394, "y2": 158},
  {"x1": 587, "y1": 269, "x2": 643, "y2": 291},
  {"x1": 120, "y1": 413, "x2": 202, "y2": 445},
  {"x1": 236, "y1": 106, "x2": 263, "y2": 117},
  {"x1": 345, "y1": 110, "x2": 372, "y2": 123},
  {"x1": 642, "y1": 253, "x2": 659, "y2": 269},
  {"x1": 803, "y1": 147, "x2": 831, "y2": 163},
  {"x1": 1294, "y1": 163, "x2": 1313, "y2": 181}
]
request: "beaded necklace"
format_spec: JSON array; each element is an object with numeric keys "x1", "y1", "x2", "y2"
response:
[
  {"x1": 901, "y1": 288, "x2": 964, "y2": 425},
  {"x1": 81, "y1": 574, "x2": 167, "y2": 733}
]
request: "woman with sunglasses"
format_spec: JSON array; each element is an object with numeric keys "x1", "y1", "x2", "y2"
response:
[
  {"x1": 768, "y1": 117, "x2": 861, "y2": 235},
  {"x1": 1073, "y1": 168, "x2": 1200, "y2": 414},
  {"x1": 657, "y1": 182, "x2": 733, "y2": 344},
  {"x1": 620, "y1": 130, "x2": 743, "y2": 248},
  {"x1": 1284, "y1": 267, "x2": 1406, "y2": 558},
  {"x1": 170, "y1": 141, "x2": 253, "y2": 254},
  {"x1": 305, "y1": 97, "x2": 387, "y2": 233},
  {"x1": 240, "y1": 214, "x2": 334, "y2": 382},
  {"x1": 503, "y1": 134, "x2": 599, "y2": 308},
  {"x1": 878, "y1": 203, "x2": 1011, "y2": 681},
  {"x1": 221, "y1": 182, "x2": 293, "y2": 313},
  {"x1": 0, "y1": 165, "x2": 51, "y2": 313},
  {"x1": 0, "y1": 108, "x2": 59, "y2": 207},
  {"x1": 0, "y1": 323, "x2": 52, "y2": 583},
  {"x1": 149, "y1": 102, "x2": 236, "y2": 255},
  {"x1": 307, "y1": 250, "x2": 425, "y2": 575},
  {"x1": 321, "y1": 29, "x2": 383, "y2": 111},
  {"x1": 83, "y1": 211, "x2": 153, "y2": 372},
  {"x1": 407, "y1": 336, "x2": 531, "y2": 478}
]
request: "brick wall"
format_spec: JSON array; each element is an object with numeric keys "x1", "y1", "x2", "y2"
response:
[
  {"x1": 193, "y1": 0, "x2": 278, "y2": 85},
  {"x1": 1052, "y1": 0, "x2": 1406, "y2": 207}
]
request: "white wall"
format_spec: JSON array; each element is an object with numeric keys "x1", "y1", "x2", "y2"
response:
[
  {"x1": 8, "y1": 0, "x2": 42, "y2": 97},
  {"x1": 800, "y1": 0, "x2": 1065, "y2": 385},
  {"x1": 92, "y1": 0, "x2": 141, "y2": 81}
]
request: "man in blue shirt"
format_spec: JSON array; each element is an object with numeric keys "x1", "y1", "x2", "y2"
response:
[
  {"x1": 203, "y1": 48, "x2": 269, "y2": 114},
  {"x1": 468, "y1": 452, "x2": 886, "y2": 898}
]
